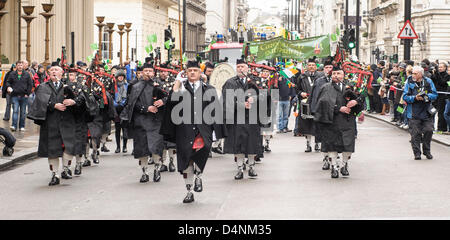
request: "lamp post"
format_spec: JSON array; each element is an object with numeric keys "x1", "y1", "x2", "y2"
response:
[
  {"x1": 117, "y1": 24, "x2": 125, "y2": 66},
  {"x1": 0, "y1": 0, "x2": 9, "y2": 67},
  {"x1": 40, "y1": 3, "x2": 54, "y2": 68},
  {"x1": 95, "y1": 16, "x2": 106, "y2": 61},
  {"x1": 106, "y1": 23, "x2": 115, "y2": 61},
  {"x1": 22, "y1": 6, "x2": 36, "y2": 63},
  {"x1": 125, "y1": 22, "x2": 132, "y2": 62}
]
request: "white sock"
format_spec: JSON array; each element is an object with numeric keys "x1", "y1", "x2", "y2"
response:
[
  {"x1": 48, "y1": 158, "x2": 60, "y2": 176},
  {"x1": 162, "y1": 150, "x2": 168, "y2": 163},
  {"x1": 63, "y1": 152, "x2": 73, "y2": 168},
  {"x1": 139, "y1": 157, "x2": 148, "y2": 173},
  {"x1": 194, "y1": 163, "x2": 202, "y2": 178},
  {"x1": 329, "y1": 152, "x2": 338, "y2": 167},
  {"x1": 75, "y1": 155, "x2": 82, "y2": 164},
  {"x1": 235, "y1": 154, "x2": 245, "y2": 168},
  {"x1": 183, "y1": 165, "x2": 194, "y2": 186},
  {"x1": 152, "y1": 154, "x2": 161, "y2": 170},
  {"x1": 323, "y1": 152, "x2": 329, "y2": 159},
  {"x1": 168, "y1": 149, "x2": 175, "y2": 161},
  {"x1": 342, "y1": 152, "x2": 352, "y2": 165},
  {"x1": 248, "y1": 155, "x2": 256, "y2": 166}
]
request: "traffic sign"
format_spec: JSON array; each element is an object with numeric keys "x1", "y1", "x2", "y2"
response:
[{"x1": 398, "y1": 20, "x2": 418, "y2": 39}]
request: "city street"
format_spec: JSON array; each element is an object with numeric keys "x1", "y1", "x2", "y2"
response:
[{"x1": 0, "y1": 117, "x2": 449, "y2": 220}]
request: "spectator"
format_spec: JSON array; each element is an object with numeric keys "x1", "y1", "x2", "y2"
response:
[
  {"x1": 277, "y1": 76, "x2": 296, "y2": 133},
  {"x1": 33, "y1": 64, "x2": 49, "y2": 88},
  {"x1": 6, "y1": 61, "x2": 33, "y2": 132},
  {"x1": 431, "y1": 62, "x2": 449, "y2": 132},
  {"x1": 444, "y1": 65, "x2": 450, "y2": 132},
  {"x1": 30, "y1": 61, "x2": 39, "y2": 77},
  {"x1": 403, "y1": 66, "x2": 438, "y2": 160},
  {"x1": 113, "y1": 69, "x2": 128, "y2": 153},
  {"x1": 2, "y1": 64, "x2": 16, "y2": 121}
]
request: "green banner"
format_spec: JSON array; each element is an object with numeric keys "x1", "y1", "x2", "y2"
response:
[{"x1": 244, "y1": 35, "x2": 331, "y2": 62}]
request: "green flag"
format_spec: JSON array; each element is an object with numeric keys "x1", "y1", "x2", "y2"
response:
[
  {"x1": 336, "y1": 27, "x2": 340, "y2": 36},
  {"x1": 331, "y1": 33, "x2": 337, "y2": 42},
  {"x1": 147, "y1": 34, "x2": 157, "y2": 43},
  {"x1": 145, "y1": 45, "x2": 153, "y2": 54},
  {"x1": 87, "y1": 55, "x2": 93, "y2": 62},
  {"x1": 182, "y1": 53, "x2": 187, "y2": 64},
  {"x1": 447, "y1": 81, "x2": 450, "y2": 87},
  {"x1": 90, "y1": 43, "x2": 99, "y2": 51},
  {"x1": 397, "y1": 106, "x2": 405, "y2": 114},
  {"x1": 164, "y1": 39, "x2": 172, "y2": 50}
]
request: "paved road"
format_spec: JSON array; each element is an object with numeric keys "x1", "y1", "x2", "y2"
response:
[{"x1": 0, "y1": 118, "x2": 449, "y2": 220}]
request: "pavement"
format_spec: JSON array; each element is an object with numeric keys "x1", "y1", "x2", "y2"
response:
[
  {"x1": 0, "y1": 112, "x2": 449, "y2": 219},
  {"x1": 365, "y1": 112, "x2": 450, "y2": 147}
]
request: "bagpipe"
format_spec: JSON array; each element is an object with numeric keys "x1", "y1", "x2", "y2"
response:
[
  {"x1": 248, "y1": 62, "x2": 279, "y2": 90},
  {"x1": 342, "y1": 61, "x2": 374, "y2": 94}
]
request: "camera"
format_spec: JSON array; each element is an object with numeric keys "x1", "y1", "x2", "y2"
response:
[{"x1": 418, "y1": 90, "x2": 430, "y2": 103}]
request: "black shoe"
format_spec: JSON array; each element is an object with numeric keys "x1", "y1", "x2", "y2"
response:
[
  {"x1": 322, "y1": 157, "x2": 330, "y2": 170},
  {"x1": 74, "y1": 163, "x2": 82, "y2": 176},
  {"x1": 61, "y1": 168, "x2": 72, "y2": 180},
  {"x1": 340, "y1": 164, "x2": 349, "y2": 176},
  {"x1": 160, "y1": 164, "x2": 168, "y2": 173},
  {"x1": 248, "y1": 166, "x2": 258, "y2": 178},
  {"x1": 49, "y1": 174, "x2": 60, "y2": 186},
  {"x1": 264, "y1": 145, "x2": 272, "y2": 152},
  {"x1": 305, "y1": 145, "x2": 312, "y2": 153},
  {"x1": 92, "y1": 153, "x2": 99, "y2": 164},
  {"x1": 255, "y1": 156, "x2": 262, "y2": 163},
  {"x1": 331, "y1": 167, "x2": 339, "y2": 179},
  {"x1": 208, "y1": 151, "x2": 212, "y2": 158},
  {"x1": 140, "y1": 173, "x2": 149, "y2": 183},
  {"x1": 122, "y1": 147, "x2": 128, "y2": 153},
  {"x1": 194, "y1": 177, "x2": 203, "y2": 192},
  {"x1": 153, "y1": 168, "x2": 161, "y2": 182},
  {"x1": 169, "y1": 159, "x2": 176, "y2": 172},
  {"x1": 414, "y1": 155, "x2": 422, "y2": 160},
  {"x1": 234, "y1": 169, "x2": 244, "y2": 180},
  {"x1": 183, "y1": 191, "x2": 195, "y2": 204},
  {"x1": 82, "y1": 159, "x2": 91, "y2": 167},
  {"x1": 101, "y1": 146, "x2": 110, "y2": 152},
  {"x1": 424, "y1": 153, "x2": 433, "y2": 160},
  {"x1": 115, "y1": 148, "x2": 121, "y2": 154},
  {"x1": 315, "y1": 143, "x2": 320, "y2": 152}
]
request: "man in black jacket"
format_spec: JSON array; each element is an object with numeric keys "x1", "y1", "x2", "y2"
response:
[
  {"x1": 161, "y1": 60, "x2": 225, "y2": 203},
  {"x1": 2, "y1": 64, "x2": 16, "y2": 121},
  {"x1": 432, "y1": 63, "x2": 449, "y2": 132},
  {"x1": 28, "y1": 64, "x2": 79, "y2": 186},
  {"x1": 6, "y1": 61, "x2": 33, "y2": 131}
]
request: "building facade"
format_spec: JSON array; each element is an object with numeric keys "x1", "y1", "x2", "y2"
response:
[
  {"x1": 363, "y1": 0, "x2": 450, "y2": 64},
  {"x1": 1, "y1": 0, "x2": 94, "y2": 68},
  {"x1": 205, "y1": 0, "x2": 248, "y2": 43}
]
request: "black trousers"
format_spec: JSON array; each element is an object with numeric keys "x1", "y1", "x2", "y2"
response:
[
  {"x1": 409, "y1": 118, "x2": 434, "y2": 156},
  {"x1": 115, "y1": 121, "x2": 128, "y2": 149},
  {"x1": 436, "y1": 96, "x2": 449, "y2": 132}
]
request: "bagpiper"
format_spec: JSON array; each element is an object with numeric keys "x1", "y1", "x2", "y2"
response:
[
  {"x1": 161, "y1": 60, "x2": 225, "y2": 203},
  {"x1": 294, "y1": 58, "x2": 325, "y2": 152},
  {"x1": 28, "y1": 63, "x2": 80, "y2": 186},
  {"x1": 222, "y1": 58, "x2": 263, "y2": 180},
  {"x1": 120, "y1": 63, "x2": 168, "y2": 183},
  {"x1": 314, "y1": 66, "x2": 363, "y2": 178}
]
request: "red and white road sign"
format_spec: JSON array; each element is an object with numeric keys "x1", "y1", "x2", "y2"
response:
[{"x1": 398, "y1": 20, "x2": 419, "y2": 39}]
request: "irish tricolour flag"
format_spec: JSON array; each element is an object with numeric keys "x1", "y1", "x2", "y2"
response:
[{"x1": 279, "y1": 62, "x2": 299, "y2": 79}]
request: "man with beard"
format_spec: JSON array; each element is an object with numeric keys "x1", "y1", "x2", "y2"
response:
[
  {"x1": 295, "y1": 58, "x2": 325, "y2": 152},
  {"x1": 121, "y1": 63, "x2": 168, "y2": 183},
  {"x1": 161, "y1": 60, "x2": 225, "y2": 203},
  {"x1": 222, "y1": 58, "x2": 262, "y2": 180},
  {"x1": 28, "y1": 64, "x2": 79, "y2": 185},
  {"x1": 310, "y1": 59, "x2": 334, "y2": 170},
  {"x1": 314, "y1": 66, "x2": 363, "y2": 179}
]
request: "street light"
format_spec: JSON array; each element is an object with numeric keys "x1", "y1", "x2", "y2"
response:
[
  {"x1": 95, "y1": 16, "x2": 106, "y2": 61},
  {"x1": 22, "y1": 5, "x2": 36, "y2": 64},
  {"x1": 117, "y1": 24, "x2": 125, "y2": 66},
  {"x1": 0, "y1": 0, "x2": 9, "y2": 67},
  {"x1": 125, "y1": 23, "x2": 132, "y2": 62},
  {"x1": 106, "y1": 23, "x2": 115, "y2": 61},
  {"x1": 40, "y1": 3, "x2": 54, "y2": 68}
]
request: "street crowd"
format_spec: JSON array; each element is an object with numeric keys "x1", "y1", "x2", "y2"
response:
[{"x1": 0, "y1": 51, "x2": 447, "y2": 203}]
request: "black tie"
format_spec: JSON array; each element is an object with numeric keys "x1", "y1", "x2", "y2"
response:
[{"x1": 54, "y1": 82, "x2": 59, "y2": 90}]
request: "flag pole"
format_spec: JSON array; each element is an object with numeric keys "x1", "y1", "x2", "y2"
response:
[{"x1": 178, "y1": 0, "x2": 183, "y2": 70}]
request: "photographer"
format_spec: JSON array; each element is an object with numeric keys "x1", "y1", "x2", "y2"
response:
[
  {"x1": 403, "y1": 66, "x2": 438, "y2": 160},
  {"x1": 431, "y1": 62, "x2": 449, "y2": 132}
]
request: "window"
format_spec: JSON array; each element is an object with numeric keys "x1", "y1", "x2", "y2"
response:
[{"x1": 102, "y1": 32, "x2": 110, "y2": 60}]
